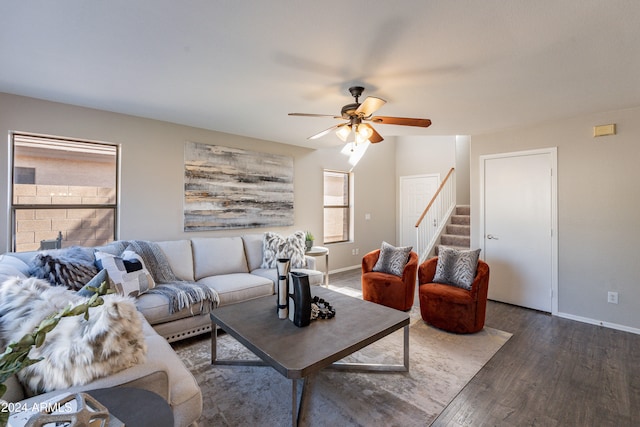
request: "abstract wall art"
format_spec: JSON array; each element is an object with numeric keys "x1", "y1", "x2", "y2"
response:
[{"x1": 184, "y1": 142, "x2": 294, "y2": 231}]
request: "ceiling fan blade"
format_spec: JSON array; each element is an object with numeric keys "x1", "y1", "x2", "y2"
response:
[
  {"x1": 359, "y1": 123, "x2": 384, "y2": 143},
  {"x1": 370, "y1": 116, "x2": 432, "y2": 127},
  {"x1": 308, "y1": 123, "x2": 346, "y2": 140},
  {"x1": 289, "y1": 113, "x2": 339, "y2": 118},
  {"x1": 355, "y1": 96, "x2": 386, "y2": 117}
]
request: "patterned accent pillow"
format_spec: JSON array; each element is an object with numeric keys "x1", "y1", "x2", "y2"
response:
[
  {"x1": 29, "y1": 246, "x2": 98, "y2": 291},
  {"x1": 372, "y1": 241, "x2": 413, "y2": 277},
  {"x1": 433, "y1": 247, "x2": 481, "y2": 290},
  {"x1": 94, "y1": 250, "x2": 156, "y2": 297},
  {"x1": 261, "y1": 231, "x2": 307, "y2": 269}
]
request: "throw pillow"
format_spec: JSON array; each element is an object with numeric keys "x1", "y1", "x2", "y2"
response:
[
  {"x1": 261, "y1": 231, "x2": 306, "y2": 269},
  {"x1": 433, "y1": 247, "x2": 481, "y2": 290},
  {"x1": 372, "y1": 241, "x2": 413, "y2": 277},
  {"x1": 0, "y1": 276, "x2": 146, "y2": 394},
  {"x1": 29, "y1": 246, "x2": 98, "y2": 291},
  {"x1": 94, "y1": 250, "x2": 156, "y2": 297}
]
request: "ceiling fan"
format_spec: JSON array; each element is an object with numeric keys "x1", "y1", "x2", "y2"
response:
[{"x1": 289, "y1": 86, "x2": 432, "y2": 144}]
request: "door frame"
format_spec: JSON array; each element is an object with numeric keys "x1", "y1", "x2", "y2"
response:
[
  {"x1": 399, "y1": 173, "x2": 440, "y2": 248},
  {"x1": 479, "y1": 147, "x2": 558, "y2": 314}
]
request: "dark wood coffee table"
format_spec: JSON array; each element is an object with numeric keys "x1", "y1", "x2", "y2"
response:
[{"x1": 210, "y1": 286, "x2": 410, "y2": 426}]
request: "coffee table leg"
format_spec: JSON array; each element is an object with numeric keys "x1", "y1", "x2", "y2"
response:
[
  {"x1": 291, "y1": 374, "x2": 316, "y2": 426},
  {"x1": 327, "y1": 324, "x2": 410, "y2": 372},
  {"x1": 211, "y1": 322, "x2": 217, "y2": 363}
]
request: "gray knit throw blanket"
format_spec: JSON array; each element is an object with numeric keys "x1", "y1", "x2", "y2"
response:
[{"x1": 125, "y1": 240, "x2": 219, "y2": 314}]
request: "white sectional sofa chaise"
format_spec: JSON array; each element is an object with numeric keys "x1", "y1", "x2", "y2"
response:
[{"x1": 0, "y1": 232, "x2": 323, "y2": 427}]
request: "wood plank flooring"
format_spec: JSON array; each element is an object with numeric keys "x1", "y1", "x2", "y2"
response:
[{"x1": 328, "y1": 269, "x2": 640, "y2": 426}]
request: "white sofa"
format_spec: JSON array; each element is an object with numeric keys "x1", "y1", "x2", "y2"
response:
[{"x1": 0, "y1": 233, "x2": 323, "y2": 427}]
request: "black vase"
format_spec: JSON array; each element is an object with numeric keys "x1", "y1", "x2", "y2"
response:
[{"x1": 288, "y1": 271, "x2": 311, "y2": 327}]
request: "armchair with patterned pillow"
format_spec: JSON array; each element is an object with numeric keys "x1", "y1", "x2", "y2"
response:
[
  {"x1": 418, "y1": 247, "x2": 490, "y2": 334},
  {"x1": 361, "y1": 242, "x2": 418, "y2": 311}
]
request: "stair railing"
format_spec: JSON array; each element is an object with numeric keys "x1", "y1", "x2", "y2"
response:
[{"x1": 415, "y1": 167, "x2": 456, "y2": 263}]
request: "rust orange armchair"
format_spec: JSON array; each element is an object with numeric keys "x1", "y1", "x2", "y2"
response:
[
  {"x1": 361, "y1": 249, "x2": 418, "y2": 311},
  {"x1": 418, "y1": 257, "x2": 490, "y2": 334}
]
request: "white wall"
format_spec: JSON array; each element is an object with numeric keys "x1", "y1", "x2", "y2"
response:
[
  {"x1": 0, "y1": 93, "x2": 397, "y2": 271},
  {"x1": 471, "y1": 106, "x2": 640, "y2": 331}
]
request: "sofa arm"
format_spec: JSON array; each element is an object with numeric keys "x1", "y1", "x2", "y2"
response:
[
  {"x1": 13, "y1": 359, "x2": 170, "y2": 406},
  {"x1": 304, "y1": 255, "x2": 317, "y2": 270}
]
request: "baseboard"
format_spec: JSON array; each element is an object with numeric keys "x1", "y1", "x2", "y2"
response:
[
  {"x1": 329, "y1": 265, "x2": 360, "y2": 275},
  {"x1": 556, "y1": 311, "x2": 640, "y2": 335}
]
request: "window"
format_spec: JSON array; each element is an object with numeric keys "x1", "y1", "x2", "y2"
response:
[
  {"x1": 10, "y1": 132, "x2": 119, "y2": 252},
  {"x1": 323, "y1": 170, "x2": 352, "y2": 244}
]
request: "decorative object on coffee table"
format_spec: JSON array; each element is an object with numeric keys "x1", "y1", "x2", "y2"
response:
[
  {"x1": 288, "y1": 272, "x2": 311, "y2": 327},
  {"x1": 276, "y1": 258, "x2": 290, "y2": 319},
  {"x1": 310, "y1": 296, "x2": 335, "y2": 320}
]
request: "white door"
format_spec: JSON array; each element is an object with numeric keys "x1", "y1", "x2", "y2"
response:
[
  {"x1": 480, "y1": 149, "x2": 557, "y2": 313},
  {"x1": 400, "y1": 174, "x2": 439, "y2": 249}
]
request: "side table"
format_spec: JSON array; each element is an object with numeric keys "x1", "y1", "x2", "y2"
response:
[
  {"x1": 87, "y1": 387, "x2": 174, "y2": 427},
  {"x1": 305, "y1": 246, "x2": 329, "y2": 286}
]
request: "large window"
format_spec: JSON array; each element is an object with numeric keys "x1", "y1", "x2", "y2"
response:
[
  {"x1": 323, "y1": 170, "x2": 352, "y2": 244},
  {"x1": 10, "y1": 133, "x2": 119, "y2": 252}
]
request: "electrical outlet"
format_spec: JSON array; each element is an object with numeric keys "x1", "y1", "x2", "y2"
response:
[
  {"x1": 607, "y1": 291, "x2": 618, "y2": 304},
  {"x1": 355, "y1": 248, "x2": 359, "y2": 255},
  {"x1": 351, "y1": 249, "x2": 356, "y2": 255}
]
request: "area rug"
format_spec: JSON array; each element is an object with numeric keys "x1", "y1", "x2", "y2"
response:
[{"x1": 172, "y1": 307, "x2": 511, "y2": 427}]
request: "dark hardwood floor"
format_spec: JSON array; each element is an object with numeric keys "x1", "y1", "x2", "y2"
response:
[{"x1": 329, "y1": 269, "x2": 640, "y2": 426}]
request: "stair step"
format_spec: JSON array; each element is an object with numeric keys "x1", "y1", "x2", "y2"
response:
[
  {"x1": 456, "y1": 205, "x2": 470, "y2": 216},
  {"x1": 435, "y1": 244, "x2": 470, "y2": 255},
  {"x1": 446, "y1": 224, "x2": 470, "y2": 236},
  {"x1": 451, "y1": 215, "x2": 470, "y2": 225},
  {"x1": 440, "y1": 234, "x2": 470, "y2": 247}
]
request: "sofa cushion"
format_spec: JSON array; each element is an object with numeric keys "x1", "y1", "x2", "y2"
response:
[
  {"x1": 155, "y1": 239, "x2": 195, "y2": 282},
  {"x1": 242, "y1": 233, "x2": 265, "y2": 272},
  {"x1": 136, "y1": 292, "x2": 212, "y2": 325},
  {"x1": 191, "y1": 237, "x2": 249, "y2": 280},
  {"x1": 197, "y1": 273, "x2": 273, "y2": 306}
]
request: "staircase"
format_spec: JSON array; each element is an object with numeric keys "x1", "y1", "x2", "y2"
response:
[{"x1": 436, "y1": 205, "x2": 470, "y2": 254}]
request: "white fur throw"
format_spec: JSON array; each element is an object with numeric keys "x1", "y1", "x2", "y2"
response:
[{"x1": 0, "y1": 277, "x2": 147, "y2": 395}]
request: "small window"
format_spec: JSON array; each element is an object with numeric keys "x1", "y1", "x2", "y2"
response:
[
  {"x1": 10, "y1": 133, "x2": 119, "y2": 252},
  {"x1": 323, "y1": 170, "x2": 352, "y2": 244}
]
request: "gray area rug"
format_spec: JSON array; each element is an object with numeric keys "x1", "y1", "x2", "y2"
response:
[{"x1": 173, "y1": 302, "x2": 511, "y2": 427}]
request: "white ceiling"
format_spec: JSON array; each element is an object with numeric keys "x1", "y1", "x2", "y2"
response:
[{"x1": 2, "y1": 1, "x2": 639, "y2": 148}]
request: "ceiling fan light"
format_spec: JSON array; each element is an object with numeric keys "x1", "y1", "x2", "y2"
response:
[
  {"x1": 336, "y1": 125, "x2": 351, "y2": 142},
  {"x1": 355, "y1": 132, "x2": 369, "y2": 144},
  {"x1": 356, "y1": 124, "x2": 373, "y2": 139}
]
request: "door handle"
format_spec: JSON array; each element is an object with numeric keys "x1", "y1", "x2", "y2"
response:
[{"x1": 487, "y1": 234, "x2": 499, "y2": 240}]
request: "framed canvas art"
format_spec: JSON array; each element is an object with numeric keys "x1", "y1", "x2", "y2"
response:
[{"x1": 184, "y1": 142, "x2": 294, "y2": 231}]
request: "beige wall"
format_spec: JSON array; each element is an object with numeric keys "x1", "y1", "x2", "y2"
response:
[
  {"x1": 471, "y1": 106, "x2": 640, "y2": 331},
  {"x1": 0, "y1": 92, "x2": 396, "y2": 271}
]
